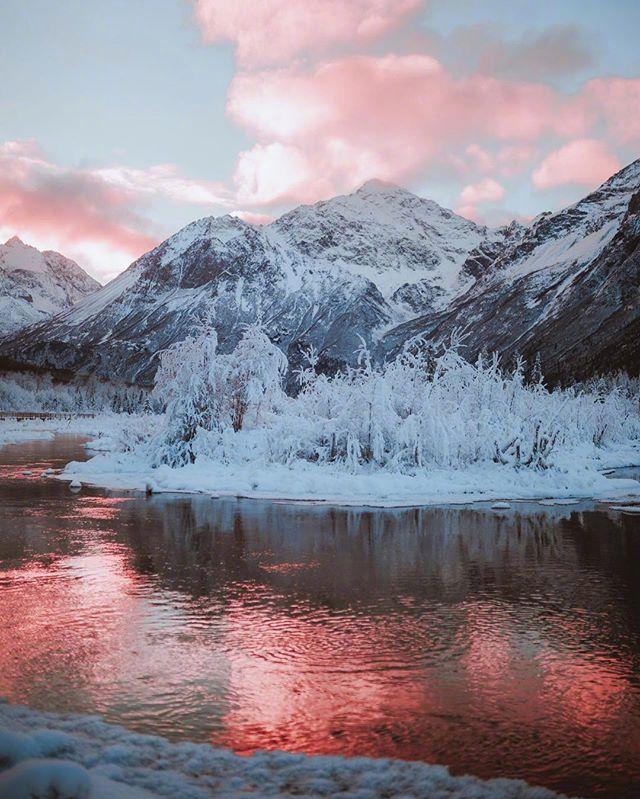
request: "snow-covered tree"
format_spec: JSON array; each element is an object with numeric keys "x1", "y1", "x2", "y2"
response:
[
  {"x1": 114, "y1": 327, "x2": 640, "y2": 476},
  {"x1": 151, "y1": 323, "x2": 287, "y2": 466}
]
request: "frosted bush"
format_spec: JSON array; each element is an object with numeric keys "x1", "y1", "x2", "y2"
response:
[{"x1": 146, "y1": 329, "x2": 640, "y2": 475}]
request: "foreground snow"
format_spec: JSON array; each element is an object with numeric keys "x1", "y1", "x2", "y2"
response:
[
  {"x1": 59, "y1": 445, "x2": 640, "y2": 507},
  {"x1": 0, "y1": 702, "x2": 570, "y2": 798}
]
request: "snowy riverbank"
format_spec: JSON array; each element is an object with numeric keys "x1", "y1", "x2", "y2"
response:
[
  {"x1": 58, "y1": 444, "x2": 640, "y2": 508},
  {"x1": 0, "y1": 416, "x2": 106, "y2": 448},
  {"x1": 0, "y1": 702, "x2": 571, "y2": 799},
  {"x1": 0, "y1": 414, "x2": 638, "y2": 507}
]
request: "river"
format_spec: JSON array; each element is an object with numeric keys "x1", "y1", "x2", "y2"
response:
[{"x1": 0, "y1": 434, "x2": 638, "y2": 798}]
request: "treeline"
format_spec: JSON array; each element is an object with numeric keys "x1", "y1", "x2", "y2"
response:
[{"x1": 0, "y1": 371, "x2": 150, "y2": 414}]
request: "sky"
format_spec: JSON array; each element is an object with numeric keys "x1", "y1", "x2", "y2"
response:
[{"x1": 1, "y1": 0, "x2": 639, "y2": 282}]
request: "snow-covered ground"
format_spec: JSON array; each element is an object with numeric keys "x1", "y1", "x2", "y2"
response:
[
  {"x1": 0, "y1": 702, "x2": 570, "y2": 798},
  {"x1": 58, "y1": 445, "x2": 640, "y2": 508},
  {"x1": 0, "y1": 417, "x2": 106, "y2": 448}
]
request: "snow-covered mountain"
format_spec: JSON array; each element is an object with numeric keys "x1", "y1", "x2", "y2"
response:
[
  {"x1": 0, "y1": 161, "x2": 638, "y2": 385},
  {"x1": 0, "y1": 237, "x2": 100, "y2": 337},
  {"x1": 0, "y1": 183, "x2": 489, "y2": 385},
  {"x1": 383, "y1": 159, "x2": 640, "y2": 381}
]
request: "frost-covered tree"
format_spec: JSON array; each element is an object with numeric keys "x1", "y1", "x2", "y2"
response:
[
  {"x1": 222, "y1": 324, "x2": 288, "y2": 432},
  {"x1": 151, "y1": 323, "x2": 287, "y2": 466},
  {"x1": 152, "y1": 323, "x2": 220, "y2": 466},
  {"x1": 132, "y1": 328, "x2": 640, "y2": 475}
]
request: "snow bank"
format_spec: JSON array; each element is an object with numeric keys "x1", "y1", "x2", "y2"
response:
[
  {"x1": 59, "y1": 446, "x2": 640, "y2": 508},
  {"x1": 0, "y1": 427, "x2": 55, "y2": 447},
  {"x1": 0, "y1": 702, "x2": 569, "y2": 798}
]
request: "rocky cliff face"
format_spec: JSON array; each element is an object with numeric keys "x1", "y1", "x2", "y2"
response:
[
  {"x1": 0, "y1": 237, "x2": 100, "y2": 338},
  {"x1": 1, "y1": 161, "x2": 638, "y2": 386},
  {"x1": 382, "y1": 159, "x2": 640, "y2": 382}
]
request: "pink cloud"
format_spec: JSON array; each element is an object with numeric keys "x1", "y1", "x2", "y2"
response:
[
  {"x1": 531, "y1": 139, "x2": 621, "y2": 190},
  {"x1": 465, "y1": 144, "x2": 495, "y2": 174},
  {"x1": 190, "y1": 0, "x2": 421, "y2": 67},
  {"x1": 227, "y1": 54, "x2": 594, "y2": 206},
  {"x1": 0, "y1": 141, "x2": 158, "y2": 261},
  {"x1": 457, "y1": 144, "x2": 536, "y2": 179},
  {"x1": 233, "y1": 142, "x2": 330, "y2": 205},
  {"x1": 456, "y1": 177, "x2": 506, "y2": 223},
  {"x1": 459, "y1": 178, "x2": 506, "y2": 205},
  {"x1": 580, "y1": 77, "x2": 640, "y2": 144}
]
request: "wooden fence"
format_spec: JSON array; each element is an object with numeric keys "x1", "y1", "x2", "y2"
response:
[{"x1": 0, "y1": 411, "x2": 95, "y2": 421}]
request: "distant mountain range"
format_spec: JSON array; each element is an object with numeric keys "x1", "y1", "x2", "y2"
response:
[
  {"x1": 1, "y1": 160, "x2": 638, "y2": 386},
  {"x1": 0, "y1": 237, "x2": 100, "y2": 338}
]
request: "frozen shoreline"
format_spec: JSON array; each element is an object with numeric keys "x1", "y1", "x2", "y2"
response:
[
  {"x1": 61, "y1": 443, "x2": 640, "y2": 509},
  {"x1": 0, "y1": 702, "x2": 570, "y2": 799},
  {"x1": 0, "y1": 416, "x2": 101, "y2": 448},
  {"x1": 1, "y1": 418, "x2": 639, "y2": 509}
]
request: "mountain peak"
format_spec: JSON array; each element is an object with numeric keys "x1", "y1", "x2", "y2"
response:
[
  {"x1": 603, "y1": 157, "x2": 640, "y2": 190},
  {"x1": 5, "y1": 235, "x2": 27, "y2": 247},
  {"x1": 355, "y1": 178, "x2": 405, "y2": 196}
]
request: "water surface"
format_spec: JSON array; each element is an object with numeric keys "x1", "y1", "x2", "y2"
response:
[{"x1": 0, "y1": 435, "x2": 639, "y2": 798}]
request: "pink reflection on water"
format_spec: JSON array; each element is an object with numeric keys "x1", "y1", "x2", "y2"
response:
[
  {"x1": 214, "y1": 591, "x2": 443, "y2": 757},
  {"x1": 259, "y1": 561, "x2": 320, "y2": 574}
]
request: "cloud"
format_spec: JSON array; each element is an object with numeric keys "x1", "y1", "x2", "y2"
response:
[
  {"x1": 190, "y1": 0, "x2": 422, "y2": 67},
  {"x1": 531, "y1": 139, "x2": 620, "y2": 190},
  {"x1": 460, "y1": 144, "x2": 537, "y2": 179},
  {"x1": 475, "y1": 23, "x2": 595, "y2": 81},
  {"x1": 406, "y1": 22, "x2": 596, "y2": 85},
  {"x1": 0, "y1": 140, "x2": 158, "y2": 264},
  {"x1": 456, "y1": 177, "x2": 506, "y2": 223},
  {"x1": 226, "y1": 53, "x2": 593, "y2": 206},
  {"x1": 93, "y1": 164, "x2": 229, "y2": 206},
  {"x1": 233, "y1": 142, "x2": 329, "y2": 205},
  {"x1": 0, "y1": 140, "x2": 246, "y2": 277},
  {"x1": 580, "y1": 77, "x2": 640, "y2": 144},
  {"x1": 459, "y1": 178, "x2": 506, "y2": 205},
  {"x1": 490, "y1": 24, "x2": 595, "y2": 79}
]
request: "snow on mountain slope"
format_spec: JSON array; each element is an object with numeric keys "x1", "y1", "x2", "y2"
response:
[
  {"x1": 0, "y1": 161, "x2": 638, "y2": 386},
  {"x1": 383, "y1": 159, "x2": 640, "y2": 381},
  {"x1": 268, "y1": 179, "x2": 486, "y2": 311},
  {"x1": 0, "y1": 184, "x2": 484, "y2": 385},
  {"x1": 0, "y1": 237, "x2": 100, "y2": 337}
]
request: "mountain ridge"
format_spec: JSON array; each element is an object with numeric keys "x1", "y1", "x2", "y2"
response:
[
  {"x1": 0, "y1": 237, "x2": 101, "y2": 338},
  {"x1": 0, "y1": 160, "x2": 638, "y2": 385}
]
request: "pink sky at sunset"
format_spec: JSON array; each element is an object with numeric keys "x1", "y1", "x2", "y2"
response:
[{"x1": 1, "y1": 0, "x2": 639, "y2": 281}]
